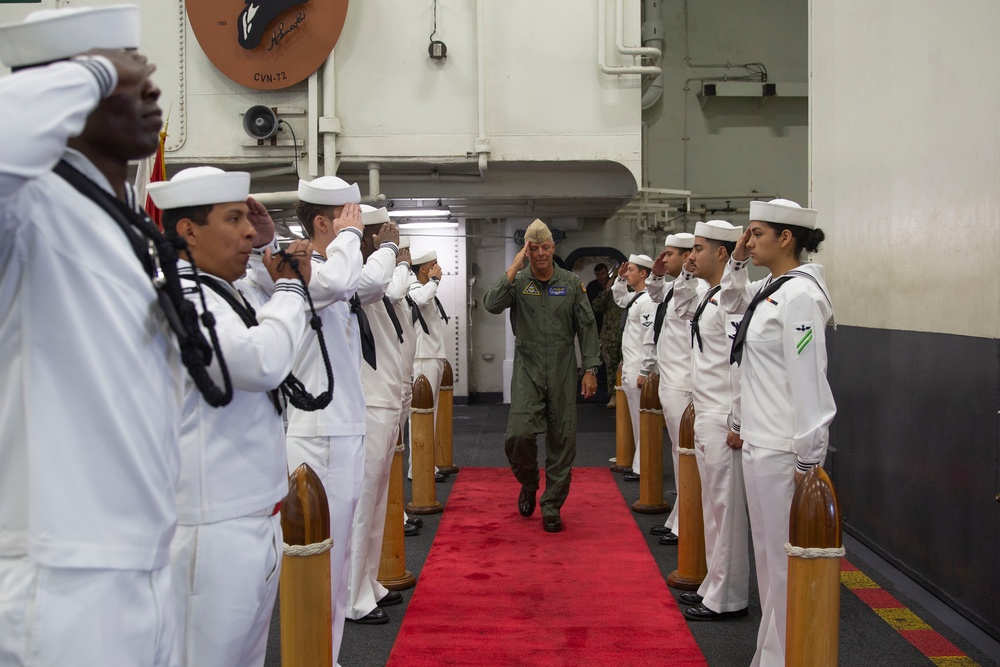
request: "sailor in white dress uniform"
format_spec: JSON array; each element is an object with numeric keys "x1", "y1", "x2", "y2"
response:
[
  {"x1": 149, "y1": 167, "x2": 314, "y2": 667},
  {"x1": 669, "y1": 220, "x2": 750, "y2": 621},
  {"x1": 644, "y1": 233, "x2": 697, "y2": 543},
  {"x1": 611, "y1": 254, "x2": 658, "y2": 479},
  {"x1": 0, "y1": 8, "x2": 183, "y2": 665},
  {"x1": 718, "y1": 199, "x2": 835, "y2": 667}
]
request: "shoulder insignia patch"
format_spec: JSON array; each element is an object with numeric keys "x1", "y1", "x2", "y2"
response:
[
  {"x1": 581, "y1": 282, "x2": 587, "y2": 292},
  {"x1": 795, "y1": 323, "x2": 814, "y2": 355},
  {"x1": 547, "y1": 286, "x2": 567, "y2": 296},
  {"x1": 523, "y1": 282, "x2": 541, "y2": 296},
  {"x1": 641, "y1": 313, "x2": 652, "y2": 327}
]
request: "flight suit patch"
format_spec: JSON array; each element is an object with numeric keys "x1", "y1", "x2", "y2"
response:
[
  {"x1": 547, "y1": 286, "x2": 567, "y2": 296},
  {"x1": 523, "y1": 282, "x2": 541, "y2": 296}
]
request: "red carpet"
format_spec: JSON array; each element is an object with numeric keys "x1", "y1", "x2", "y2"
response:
[{"x1": 387, "y1": 467, "x2": 707, "y2": 666}]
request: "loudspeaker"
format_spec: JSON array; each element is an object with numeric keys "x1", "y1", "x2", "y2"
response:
[{"x1": 242, "y1": 105, "x2": 279, "y2": 140}]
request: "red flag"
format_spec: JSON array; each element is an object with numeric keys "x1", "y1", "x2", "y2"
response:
[{"x1": 144, "y1": 128, "x2": 167, "y2": 230}]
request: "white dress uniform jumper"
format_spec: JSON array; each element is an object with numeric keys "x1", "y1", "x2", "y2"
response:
[{"x1": 0, "y1": 11, "x2": 182, "y2": 664}]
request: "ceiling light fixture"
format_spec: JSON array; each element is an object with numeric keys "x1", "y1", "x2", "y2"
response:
[
  {"x1": 397, "y1": 221, "x2": 459, "y2": 230},
  {"x1": 387, "y1": 208, "x2": 452, "y2": 218}
]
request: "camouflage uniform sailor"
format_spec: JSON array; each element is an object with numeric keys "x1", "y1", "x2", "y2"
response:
[
  {"x1": 590, "y1": 284, "x2": 624, "y2": 401},
  {"x1": 483, "y1": 219, "x2": 600, "y2": 533}
]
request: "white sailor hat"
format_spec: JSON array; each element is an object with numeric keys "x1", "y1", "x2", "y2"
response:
[
  {"x1": 147, "y1": 167, "x2": 250, "y2": 210},
  {"x1": 664, "y1": 232, "x2": 695, "y2": 249},
  {"x1": 694, "y1": 220, "x2": 743, "y2": 243},
  {"x1": 628, "y1": 254, "x2": 654, "y2": 270},
  {"x1": 411, "y1": 249, "x2": 437, "y2": 266},
  {"x1": 297, "y1": 176, "x2": 360, "y2": 206},
  {"x1": 0, "y1": 5, "x2": 141, "y2": 69},
  {"x1": 360, "y1": 204, "x2": 391, "y2": 226},
  {"x1": 749, "y1": 199, "x2": 818, "y2": 229},
  {"x1": 399, "y1": 236, "x2": 411, "y2": 249}
]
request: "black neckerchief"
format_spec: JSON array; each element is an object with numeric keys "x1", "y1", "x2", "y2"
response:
[
  {"x1": 619, "y1": 291, "x2": 643, "y2": 331},
  {"x1": 407, "y1": 295, "x2": 429, "y2": 334},
  {"x1": 383, "y1": 296, "x2": 404, "y2": 343},
  {"x1": 351, "y1": 294, "x2": 377, "y2": 369},
  {"x1": 53, "y1": 159, "x2": 233, "y2": 407},
  {"x1": 690, "y1": 285, "x2": 722, "y2": 352},
  {"x1": 652, "y1": 287, "x2": 675, "y2": 344},
  {"x1": 434, "y1": 296, "x2": 450, "y2": 324}
]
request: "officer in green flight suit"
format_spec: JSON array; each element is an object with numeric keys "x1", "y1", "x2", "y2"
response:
[{"x1": 483, "y1": 219, "x2": 601, "y2": 533}]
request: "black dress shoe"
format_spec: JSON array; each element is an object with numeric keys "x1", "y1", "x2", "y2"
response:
[
  {"x1": 404, "y1": 524, "x2": 420, "y2": 537},
  {"x1": 659, "y1": 532, "x2": 678, "y2": 545},
  {"x1": 518, "y1": 486, "x2": 536, "y2": 517},
  {"x1": 435, "y1": 472, "x2": 447, "y2": 483},
  {"x1": 405, "y1": 517, "x2": 424, "y2": 528},
  {"x1": 650, "y1": 525, "x2": 673, "y2": 536},
  {"x1": 684, "y1": 604, "x2": 748, "y2": 622},
  {"x1": 623, "y1": 471, "x2": 640, "y2": 481},
  {"x1": 348, "y1": 608, "x2": 389, "y2": 625},
  {"x1": 542, "y1": 515, "x2": 563, "y2": 533},
  {"x1": 678, "y1": 592, "x2": 703, "y2": 606},
  {"x1": 377, "y1": 591, "x2": 403, "y2": 608}
]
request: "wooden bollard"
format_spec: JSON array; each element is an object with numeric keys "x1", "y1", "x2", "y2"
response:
[
  {"x1": 611, "y1": 362, "x2": 634, "y2": 473},
  {"x1": 667, "y1": 403, "x2": 707, "y2": 590},
  {"x1": 786, "y1": 466, "x2": 842, "y2": 667},
  {"x1": 632, "y1": 373, "x2": 670, "y2": 514},
  {"x1": 435, "y1": 359, "x2": 459, "y2": 475},
  {"x1": 280, "y1": 464, "x2": 333, "y2": 667},
  {"x1": 378, "y1": 433, "x2": 416, "y2": 590},
  {"x1": 405, "y1": 374, "x2": 443, "y2": 515}
]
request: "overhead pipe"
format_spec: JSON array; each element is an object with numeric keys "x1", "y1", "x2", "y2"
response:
[
  {"x1": 640, "y1": 0, "x2": 665, "y2": 110},
  {"x1": 368, "y1": 163, "x2": 381, "y2": 199},
  {"x1": 475, "y1": 0, "x2": 490, "y2": 177},
  {"x1": 319, "y1": 51, "x2": 341, "y2": 176},
  {"x1": 307, "y1": 72, "x2": 319, "y2": 177},
  {"x1": 615, "y1": 0, "x2": 661, "y2": 58},
  {"x1": 599, "y1": 0, "x2": 661, "y2": 76}
]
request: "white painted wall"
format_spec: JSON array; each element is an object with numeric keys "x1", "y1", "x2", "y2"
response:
[{"x1": 811, "y1": 0, "x2": 1000, "y2": 337}]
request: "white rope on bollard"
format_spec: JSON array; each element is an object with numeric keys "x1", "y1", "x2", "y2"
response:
[
  {"x1": 614, "y1": 385, "x2": 623, "y2": 391},
  {"x1": 638, "y1": 408, "x2": 663, "y2": 415},
  {"x1": 395, "y1": 443, "x2": 405, "y2": 453},
  {"x1": 678, "y1": 448, "x2": 696, "y2": 456},
  {"x1": 283, "y1": 538, "x2": 334, "y2": 557},
  {"x1": 784, "y1": 543, "x2": 845, "y2": 559},
  {"x1": 439, "y1": 385, "x2": 453, "y2": 390},
  {"x1": 411, "y1": 407, "x2": 435, "y2": 414}
]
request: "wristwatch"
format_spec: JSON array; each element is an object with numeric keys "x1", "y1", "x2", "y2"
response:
[{"x1": 584, "y1": 367, "x2": 599, "y2": 376}]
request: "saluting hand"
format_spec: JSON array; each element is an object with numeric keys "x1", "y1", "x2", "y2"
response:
[
  {"x1": 373, "y1": 221, "x2": 400, "y2": 248},
  {"x1": 506, "y1": 245, "x2": 528, "y2": 283},
  {"x1": 652, "y1": 249, "x2": 669, "y2": 277},
  {"x1": 732, "y1": 227, "x2": 752, "y2": 262},
  {"x1": 617, "y1": 262, "x2": 629, "y2": 279},
  {"x1": 333, "y1": 203, "x2": 363, "y2": 236},
  {"x1": 429, "y1": 264, "x2": 443, "y2": 281},
  {"x1": 397, "y1": 247, "x2": 411, "y2": 266},
  {"x1": 246, "y1": 196, "x2": 275, "y2": 248},
  {"x1": 89, "y1": 48, "x2": 155, "y2": 96},
  {"x1": 264, "y1": 239, "x2": 314, "y2": 284}
]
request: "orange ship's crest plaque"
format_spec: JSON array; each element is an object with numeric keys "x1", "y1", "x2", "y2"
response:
[{"x1": 186, "y1": 0, "x2": 349, "y2": 90}]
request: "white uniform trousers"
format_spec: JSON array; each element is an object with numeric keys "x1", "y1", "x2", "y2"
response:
[
  {"x1": 348, "y1": 407, "x2": 400, "y2": 618},
  {"x1": 693, "y1": 412, "x2": 750, "y2": 613},
  {"x1": 409, "y1": 357, "x2": 443, "y2": 477},
  {"x1": 286, "y1": 434, "x2": 365, "y2": 665},
  {"x1": 169, "y1": 513, "x2": 281, "y2": 667},
  {"x1": 400, "y1": 381, "x2": 413, "y2": 526},
  {"x1": 659, "y1": 387, "x2": 692, "y2": 534},
  {"x1": 0, "y1": 558, "x2": 173, "y2": 667},
  {"x1": 622, "y1": 374, "x2": 642, "y2": 475},
  {"x1": 744, "y1": 443, "x2": 798, "y2": 667}
]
